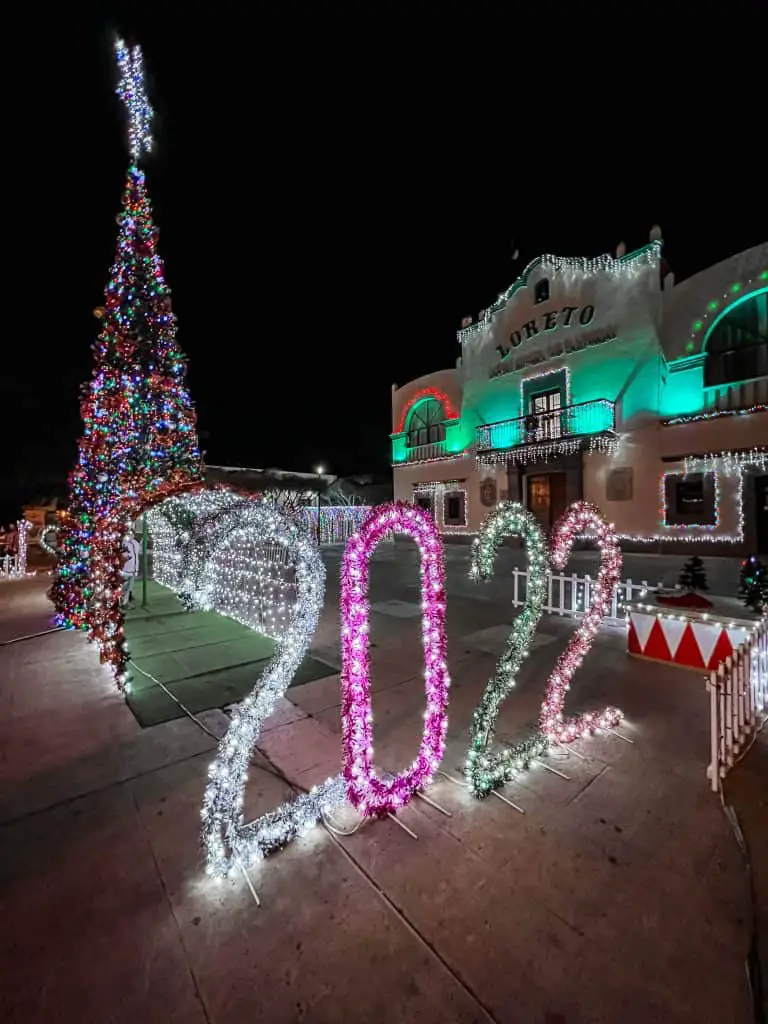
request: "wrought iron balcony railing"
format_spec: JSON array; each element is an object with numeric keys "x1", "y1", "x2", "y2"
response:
[
  {"x1": 476, "y1": 399, "x2": 615, "y2": 458},
  {"x1": 403, "y1": 439, "x2": 448, "y2": 463}
]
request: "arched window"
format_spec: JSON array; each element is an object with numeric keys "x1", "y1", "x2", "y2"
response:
[
  {"x1": 406, "y1": 399, "x2": 446, "y2": 448},
  {"x1": 534, "y1": 278, "x2": 550, "y2": 305},
  {"x1": 705, "y1": 289, "x2": 768, "y2": 387}
]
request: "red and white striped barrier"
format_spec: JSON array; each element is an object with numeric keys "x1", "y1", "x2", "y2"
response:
[{"x1": 627, "y1": 604, "x2": 753, "y2": 672}]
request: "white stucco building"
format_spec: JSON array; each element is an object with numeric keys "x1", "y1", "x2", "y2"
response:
[{"x1": 391, "y1": 233, "x2": 768, "y2": 553}]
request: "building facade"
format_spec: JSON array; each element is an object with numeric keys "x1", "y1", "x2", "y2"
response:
[{"x1": 391, "y1": 236, "x2": 768, "y2": 553}]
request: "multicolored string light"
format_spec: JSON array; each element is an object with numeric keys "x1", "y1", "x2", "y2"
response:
[
  {"x1": 540, "y1": 501, "x2": 623, "y2": 742},
  {"x1": 465, "y1": 503, "x2": 550, "y2": 797},
  {"x1": 50, "y1": 39, "x2": 202, "y2": 689},
  {"x1": 201, "y1": 501, "x2": 347, "y2": 877},
  {"x1": 340, "y1": 502, "x2": 450, "y2": 816}
]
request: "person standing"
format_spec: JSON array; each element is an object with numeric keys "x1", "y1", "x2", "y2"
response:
[
  {"x1": 121, "y1": 530, "x2": 141, "y2": 608},
  {"x1": 5, "y1": 523, "x2": 18, "y2": 559}
]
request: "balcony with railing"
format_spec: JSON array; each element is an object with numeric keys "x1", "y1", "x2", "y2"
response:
[
  {"x1": 402, "y1": 438, "x2": 449, "y2": 463},
  {"x1": 702, "y1": 374, "x2": 768, "y2": 414},
  {"x1": 476, "y1": 399, "x2": 616, "y2": 465},
  {"x1": 391, "y1": 420, "x2": 471, "y2": 466}
]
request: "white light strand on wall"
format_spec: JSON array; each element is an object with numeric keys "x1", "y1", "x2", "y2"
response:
[
  {"x1": 397, "y1": 449, "x2": 474, "y2": 468},
  {"x1": 611, "y1": 471, "x2": 744, "y2": 544},
  {"x1": 412, "y1": 479, "x2": 460, "y2": 492},
  {"x1": 519, "y1": 366, "x2": 572, "y2": 414},
  {"x1": 477, "y1": 434, "x2": 618, "y2": 466},
  {"x1": 662, "y1": 404, "x2": 768, "y2": 427},
  {"x1": 413, "y1": 481, "x2": 469, "y2": 532},
  {"x1": 660, "y1": 470, "x2": 720, "y2": 532},
  {"x1": 683, "y1": 448, "x2": 768, "y2": 476},
  {"x1": 458, "y1": 242, "x2": 662, "y2": 340}
]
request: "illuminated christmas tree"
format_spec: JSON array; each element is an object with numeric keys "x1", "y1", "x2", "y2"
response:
[
  {"x1": 740, "y1": 557, "x2": 768, "y2": 614},
  {"x1": 51, "y1": 39, "x2": 202, "y2": 684},
  {"x1": 738, "y1": 555, "x2": 762, "y2": 602}
]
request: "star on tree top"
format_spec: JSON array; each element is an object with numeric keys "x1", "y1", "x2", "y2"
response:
[{"x1": 115, "y1": 38, "x2": 153, "y2": 162}]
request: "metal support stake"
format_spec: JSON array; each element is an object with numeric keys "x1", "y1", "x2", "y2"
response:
[
  {"x1": 416, "y1": 789, "x2": 452, "y2": 817},
  {"x1": 491, "y1": 789, "x2": 526, "y2": 814},
  {"x1": 141, "y1": 513, "x2": 149, "y2": 608},
  {"x1": 387, "y1": 813, "x2": 418, "y2": 839},
  {"x1": 534, "y1": 759, "x2": 570, "y2": 781},
  {"x1": 608, "y1": 728, "x2": 634, "y2": 744},
  {"x1": 237, "y1": 859, "x2": 261, "y2": 907}
]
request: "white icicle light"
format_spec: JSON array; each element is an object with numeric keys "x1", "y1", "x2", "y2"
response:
[{"x1": 199, "y1": 500, "x2": 346, "y2": 877}]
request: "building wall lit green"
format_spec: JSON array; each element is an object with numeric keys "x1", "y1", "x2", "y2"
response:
[{"x1": 392, "y1": 284, "x2": 767, "y2": 461}]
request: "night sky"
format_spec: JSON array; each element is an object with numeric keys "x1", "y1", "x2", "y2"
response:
[{"x1": 4, "y1": 7, "x2": 765, "y2": 521}]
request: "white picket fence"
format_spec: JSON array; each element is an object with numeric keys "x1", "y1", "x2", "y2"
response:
[
  {"x1": 302, "y1": 506, "x2": 392, "y2": 546},
  {"x1": 509, "y1": 567, "x2": 661, "y2": 626},
  {"x1": 707, "y1": 617, "x2": 768, "y2": 792},
  {"x1": 0, "y1": 554, "x2": 18, "y2": 578}
]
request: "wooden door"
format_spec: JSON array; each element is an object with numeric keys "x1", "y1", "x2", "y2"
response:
[
  {"x1": 527, "y1": 475, "x2": 551, "y2": 530},
  {"x1": 549, "y1": 472, "x2": 568, "y2": 527}
]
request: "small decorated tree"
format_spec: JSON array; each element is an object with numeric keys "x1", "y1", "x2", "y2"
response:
[
  {"x1": 742, "y1": 562, "x2": 768, "y2": 614},
  {"x1": 678, "y1": 554, "x2": 708, "y2": 592},
  {"x1": 738, "y1": 555, "x2": 763, "y2": 601}
]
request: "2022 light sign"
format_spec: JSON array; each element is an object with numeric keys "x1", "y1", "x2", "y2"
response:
[{"x1": 200, "y1": 499, "x2": 625, "y2": 884}]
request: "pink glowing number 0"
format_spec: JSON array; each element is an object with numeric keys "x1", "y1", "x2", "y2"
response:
[{"x1": 340, "y1": 503, "x2": 450, "y2": 817}]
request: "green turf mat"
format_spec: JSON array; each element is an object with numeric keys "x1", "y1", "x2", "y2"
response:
[
  {"x1": 127, "y1": 618, "x2": 256, "y2": 659},
  {"x1": 129, "y1": 635, "x2": 277, "y2": 688},
  {"x1": 122, "y1": 611, "x2": 211, "y2": 639},
  {"x1": 123, "y1": 580, "x2": 338, "y2": 728},
  {"x1": 126, "y1": 654, "x2": 338, "y2": 728}
]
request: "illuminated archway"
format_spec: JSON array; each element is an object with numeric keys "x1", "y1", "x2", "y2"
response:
[
  {"x1": 395, "y1": 386, "x2": 459, "y2": 434},
  {"x1": 703, "y1": 287, "x2": 768, "y2": 387}
]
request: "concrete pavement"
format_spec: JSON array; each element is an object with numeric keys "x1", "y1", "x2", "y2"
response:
[{"x1": 0, "y1": 549, "x2": 761, "y2": 1023}]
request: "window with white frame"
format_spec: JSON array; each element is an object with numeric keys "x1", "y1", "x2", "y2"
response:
[
  {"x1": 663, "y1": 472, "x2": 717, "y2": 526},
  {"x1": 530, "y1": 389, "x2": 562, "y2": 440},
  {"x1": 704, "y1": 290, "x2": 768, "y2": 387},
  {"x1": 443, "y1": 490, "x2": 466, "y2": 526},
  {"x1": 406, "y1": 399, "x2": 446, "y2": 448}
]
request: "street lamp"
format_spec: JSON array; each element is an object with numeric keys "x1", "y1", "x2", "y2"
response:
[{"x1": 315, "y1": 465, "x2": 324, "y2": 540}]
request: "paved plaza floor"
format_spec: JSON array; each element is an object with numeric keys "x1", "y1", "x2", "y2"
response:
[
  {"x1": 0, "y1": 545, "x2": 765, "y2": 1023},
  {"x1": 122, "y1": 582, "x2": 337, "y2": 727}
]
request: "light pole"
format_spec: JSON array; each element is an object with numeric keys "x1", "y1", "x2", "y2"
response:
[
  {"x1": 315, "y1": 465, "x2": 324, "y2": 543},
  {"x1": 141, "y1": 513, "x2": 149, "y2": 608}
]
